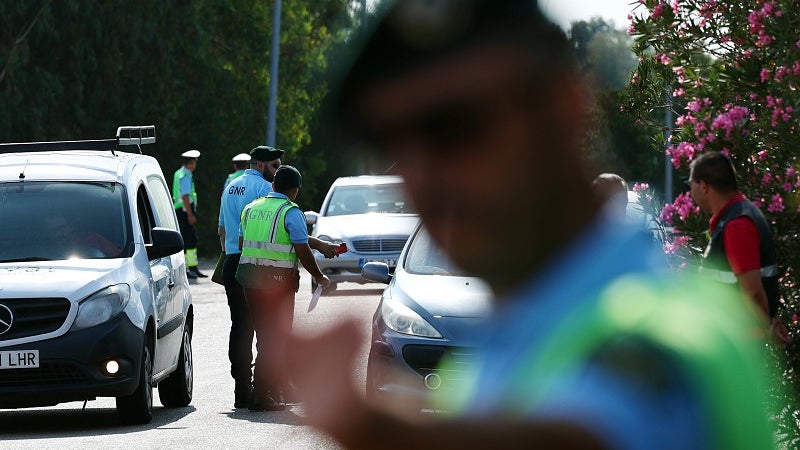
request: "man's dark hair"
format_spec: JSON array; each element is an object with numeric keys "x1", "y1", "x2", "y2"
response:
[
  {"x1": 334, "y1": 0, "x2": 573, "y2": 137},
  {"x1": 690, "y1": 151, "x2": 738, "y2": 193}
]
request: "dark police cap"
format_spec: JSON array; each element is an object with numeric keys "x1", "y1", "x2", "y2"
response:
[
  {"x1": 249, "y1": 145, "x2": 285, "y2": 161},
  {"x1": 273, "y1": 165, "x2": 302, "y2": 188}
]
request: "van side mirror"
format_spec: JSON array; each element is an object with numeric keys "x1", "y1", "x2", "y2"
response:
[{"x1": 146, "y1": 227, "x2": 184, "y2": 260}]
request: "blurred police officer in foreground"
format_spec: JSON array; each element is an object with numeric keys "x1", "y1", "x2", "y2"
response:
[
  {"x1": 265, "y1": 1, "x2": 779, "y2": 449},
  {"x1": 224, "y1": 153, "x2": 252, "y2": 189},
  {"x1": 173, "y1": 149, "x2": 205, "y2": 279},
  {"x1": 236, "y1": 165, "x2": 335, "y2": 411},
  {"x1": 218, "y1": 145, "x2": 283, "y2": 408}
]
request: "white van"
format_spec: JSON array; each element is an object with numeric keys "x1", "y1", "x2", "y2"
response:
[{"x1": 0, "y1": 126, "x2": 193, "y2": 424}]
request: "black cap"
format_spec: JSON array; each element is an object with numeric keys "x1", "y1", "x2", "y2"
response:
[
  {"x1": 334, "y1": 0, "x2": 567, "y2": 131},
  {"x1": 250, "y1": 145, "x2": 285, "y2": 162},
  {"x1": 273, "y1": 165, "x2": 302, "y2": 189}
]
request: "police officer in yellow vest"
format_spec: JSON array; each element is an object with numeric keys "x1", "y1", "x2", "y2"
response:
[
  {"x1": 173, "y1": 149, "x2": 206, "y2": 279},
  {"x1": 236, "y1": 165, "x2": 333, "y2": 411}
]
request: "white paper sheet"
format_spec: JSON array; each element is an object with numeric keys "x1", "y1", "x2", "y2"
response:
[{"x1": 308, "y1": 284, "x2": 323, "y2": 312}]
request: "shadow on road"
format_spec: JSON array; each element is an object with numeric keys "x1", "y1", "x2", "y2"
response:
[
  {"x1": 0, "y1": 405, "x2": 196, "y2": 437},
  {"x1": 222, "y1": 405, "x2": 306, "y2": 426}
]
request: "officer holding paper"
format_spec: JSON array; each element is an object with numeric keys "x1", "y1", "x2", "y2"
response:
[{"x1": 236, "y1": 165, "x2": 336, "y2": 411}]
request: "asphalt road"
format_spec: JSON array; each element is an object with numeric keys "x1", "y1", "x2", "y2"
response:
[{"x1": 0, "y1": 259, "x2": 383, "y2": 449}]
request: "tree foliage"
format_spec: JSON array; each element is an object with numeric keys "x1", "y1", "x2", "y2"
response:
[
  {"x1": 567, "y1": 19, "x2": 658, "y2": 187},
  {"x1": 622, "y1": 0, "x2": 800, "y2": 444},
  {"x1": 0, "y1": 0, "x2": 357, "y2": 255}
]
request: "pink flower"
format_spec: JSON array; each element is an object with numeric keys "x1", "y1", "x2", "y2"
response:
[
  {"x1": 775, "y1": 66, "x2": 789, "y2": 82},
  {"x1": 760, "y1": 68, "x2": 772, "y2": 82},
  {"x1": 757, "y1": 34, "x2": 773, "y2": 47},
  {"x1": 673, "y1": 88, "x2": 686, "y2": 97},
  {"x1": 758, "y1": 149, "x2": 768, "y2": 161},
  {"x1": 768, "y1": 194, "x2": 785, "y2": 213},
  {"x1": 762, "y1": 172, "x2": 773, "y2": 186},
  {"x1": 667, "y1": 141, "x2": 699, "y2": 168},
  {"x1": 661, "y1": 192, "x2": 700, "y2": 226},
  {"x1": 786, "y1": 166, "x2": 796, "y2": 178},
  {"x1": 663, "y1": 234, "x2": 691, "y2": 255},
  {"x1": 652, "y1": 2, "x2": 666, "y2": 19},
  {"x1": 711, "y1": 106, "x2": 749, "y2": 139},
  {"x1": 633, "y1": 182, "x2": 650, "y2": 193}
]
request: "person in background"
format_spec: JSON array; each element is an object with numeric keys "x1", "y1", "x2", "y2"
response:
[
  {"x1": 224, "y1": 153, "x2": 252, "y2": 189},
  {"x1": 592, "y1": 173, "x2": 628, "y2": 218},
  {"x1": 173, "y1": 149, "x2": 205, "y2": 279},
  {"x1": 688, "y1": 151, "x2": 791, "y2": 345},
  {"x1": 236, "y1": 165, "x2": 334, "y2": 412},
  {"x1": 218, "y1": 145, "x2": 283, "y2": 408},
  {"x1": 264, "y1": 1, "x2": 779, "y2": 449}
]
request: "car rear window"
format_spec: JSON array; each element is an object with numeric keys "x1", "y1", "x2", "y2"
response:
[{"x1": 0, "y1": 181, "x2": 132, "y2": 262}]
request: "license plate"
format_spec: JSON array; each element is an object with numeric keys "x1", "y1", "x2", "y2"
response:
[
  {"x1": 360, "y1": 258, "x2": 397, "y2": 268},
  {"x1": 0, "y1": 350, "x2": 39, "y2": 369}
]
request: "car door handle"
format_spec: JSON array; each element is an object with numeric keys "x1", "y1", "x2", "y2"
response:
[{"x1": 168, "y1": 277, "x2": 175, "y2": 289}]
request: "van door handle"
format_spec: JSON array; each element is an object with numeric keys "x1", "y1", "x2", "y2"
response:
[{"x1": 168, "y1": 277, "x2": 175, "y2": 289}]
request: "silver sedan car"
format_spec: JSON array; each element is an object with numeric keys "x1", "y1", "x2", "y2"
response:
[{"x1": 305, "y1": 175, "x2": 419, "y2": 292}]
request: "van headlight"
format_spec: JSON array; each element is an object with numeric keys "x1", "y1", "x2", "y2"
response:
[
  {"x1": 381, "y1": 297, "x2": 442, "y2": 338},
  {"x1": 71, "y1": 284, "x2": 130, "y2": 330}
]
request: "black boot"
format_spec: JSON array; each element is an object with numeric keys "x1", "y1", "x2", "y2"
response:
[
  {"x1": 189, "y1": 266, "x2": 208, "y2": 278},
  {"x1": 234, "y1": 381, "x2": 252, "y2": 409},
  {"x1": 248, "y1": 390, "x2": 285, "y2": 412}
]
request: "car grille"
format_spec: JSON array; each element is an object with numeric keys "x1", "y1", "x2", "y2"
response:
[
  {"x1": 352, "y1": 238, "x2": 407, "y2": 253},
  {"x1": 0, "y1": 297, "x2": 71, "y2": 341},
  {"x1": 402, "y1": 345, "x2": 476, "y2": 384},
  {"x1": 0, "y1": 363, "x2": 88, "y2": 387}
]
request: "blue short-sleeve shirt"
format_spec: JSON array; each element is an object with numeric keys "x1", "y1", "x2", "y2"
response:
[
  {"x1": 265, "y1": 192, "x2": 308, "y2": 244},
  {"x1": 218, "y1": 169, "x2": 272, "y2": 254}
]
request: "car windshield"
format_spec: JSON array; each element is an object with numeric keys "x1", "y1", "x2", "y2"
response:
[
  {"x1": 0, "y1": 181, "x2": 132, "y2": 262},
  {"x1": 324, "y1": 183, "x2": 413, "y2": 216},
  {"x1": 404, "y1": 227, "x2": 468, "y2": 276}
]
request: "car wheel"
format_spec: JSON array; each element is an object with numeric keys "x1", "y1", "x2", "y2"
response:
[
  {"x1": 158, "y1": 324, "x2": 193, "y2": 407},
  {"x1": 116, "y1": 343, "x2": 153, "y2": 425}
]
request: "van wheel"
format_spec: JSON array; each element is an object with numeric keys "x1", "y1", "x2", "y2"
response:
[
  {"x1": 117, "y1": 343, "x2": 153, "y2": 425},
  {"x1": 158, "y1": 324, "x2": 194, "y2": 407}
]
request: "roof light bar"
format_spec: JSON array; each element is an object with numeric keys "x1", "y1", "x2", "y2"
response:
[
  {"x1": 117, "y1": 125, "x2": 156, "y2": 146},
  {"x1": 0, "y1": 125, "x2": 157, "y2": 154}
]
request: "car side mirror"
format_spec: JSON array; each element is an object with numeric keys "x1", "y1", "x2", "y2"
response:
[
  {"x1": 361, "y1": 262, "x2": 392, "y2": 284},
  {"x1": 304, "y1": 211, "x2": 319, "y2": 225},
  {"x1": 146, "y1": 227, "x2": 184, "y2": 260}
]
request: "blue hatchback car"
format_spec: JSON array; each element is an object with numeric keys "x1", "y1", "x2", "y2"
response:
[{"x1": 361, "y1": 224, "x2": 491, "y2": 412}]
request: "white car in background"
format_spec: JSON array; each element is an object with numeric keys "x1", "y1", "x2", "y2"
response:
[{"x1": 305, "y1": 175, "x2": 419, "y2": 293}]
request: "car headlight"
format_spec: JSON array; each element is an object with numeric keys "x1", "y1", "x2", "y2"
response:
[
  {"x1": 71, "y1": 284, "x2": 130, "y2": 331},
  {"x1": 381, "y1": 297, "x2": 442, "y2": 338}
]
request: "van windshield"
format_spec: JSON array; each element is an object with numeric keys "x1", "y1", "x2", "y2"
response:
[{"x1": 0, "y1": 181, "x2": 132, "y2": 262}]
